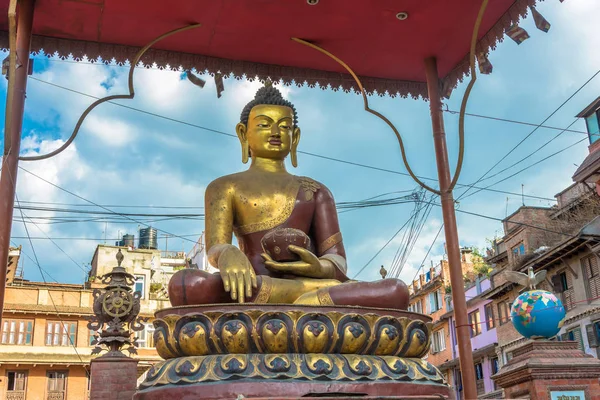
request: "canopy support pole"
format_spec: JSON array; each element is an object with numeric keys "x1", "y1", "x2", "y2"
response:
[
  {"x1": 0, "y1": 0, "x2": 35, "y2": 324},
  {"x1": 424, "y1": 56, "x2": 477, "y2": 400}
]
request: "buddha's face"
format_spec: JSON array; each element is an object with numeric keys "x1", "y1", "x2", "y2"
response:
[{"x1": 236, "y1": 104, "x2": 300, "y2": 160}]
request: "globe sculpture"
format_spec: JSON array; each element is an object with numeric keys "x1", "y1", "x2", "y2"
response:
[{"x1": 510, "y1": 289, "x2": 566, "y2": 339}]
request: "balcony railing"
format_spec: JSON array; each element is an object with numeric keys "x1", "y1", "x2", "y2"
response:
[
  {"x1": 476, "y1": 380, "x2": 485, "y2": 396},
  {"x1": 47, "y1": 392, "x2": 65, "y2": 400},
  {"x1": 6, "y1": 392, "x2": 25, "y2": 400}
]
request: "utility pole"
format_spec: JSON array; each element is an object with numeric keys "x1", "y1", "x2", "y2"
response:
[
  {"x1": 424, "y1": 57, "x2": 477, "y2": 400},
  {"x1": 0, "y1": 0, "x2": 35, "y2": 326}
]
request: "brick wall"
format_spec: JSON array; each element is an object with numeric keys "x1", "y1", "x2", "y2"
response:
[
  {"x1": 90, "y1": 356, "x2": 138, "y2": 400},
  {"x1": 429, "y1": 319, "x2": 453, "y2": 366}
]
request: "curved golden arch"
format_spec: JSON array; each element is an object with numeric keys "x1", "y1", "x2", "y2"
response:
[
  {"x1": 291, "y1": 37, "x2": 440, "y2": 196},
  {"x1": 291, "y1": 0, "x2": 488, "y2": 195},
  {"x1": 20, "y1": 23, "x2": 202, "y2": 161}
]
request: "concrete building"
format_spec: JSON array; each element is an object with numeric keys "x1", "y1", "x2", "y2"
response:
[
  {"x1": 573, "y1": 96, "x2": 600, "y2": 195},
  {"x1": 0, "y1": 244, "x2": 186, "y2": 399},
  {"x1": 484, "y1": 181, "x2": 600, "y2": 368},
  {"x1": 439, "y1": 278, "x2": 499, "y2": 399},
  {"x1": 408, "y1": 249, "x2": 478, "y2": 385},
  {"x1": 90, "y1": 244, "x2": 186, "y2": 312},
  {"x1": 186, "y1": 232, "x2": 218, "y2": 274}
]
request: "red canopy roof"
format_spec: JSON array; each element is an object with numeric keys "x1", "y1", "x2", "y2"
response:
[{"x1": 0, "y1": 0, "x2": 538, "y2": 98}]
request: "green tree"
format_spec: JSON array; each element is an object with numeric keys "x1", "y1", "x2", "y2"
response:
[{"x1": 472, "y1": 248, "x2": 492, "y2": 277}]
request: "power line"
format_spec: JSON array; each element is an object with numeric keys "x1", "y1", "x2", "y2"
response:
[
  {"x1": 351, "y1": 197, "x2": 436, "y2": 279},
  {"x1": 477, "y1": 119, "x2": 580, "y2": 183},
  {"x1": 11, "y1": 234, "x2": 202, "y2": 241},
  {"x1": 7, "y1": 166, "x2": 90, "y2": 376},
  {"x1": 13, "y1": 204, "x2": 205, "y2": 218},
  {"x1": 17, "y1": 209, "x2": 89, "y2": 275},
  {"x1": 456, "y1": 68, "x2": 600, "y2": 201},
  {"x1": 34, "y1": 58, "x2": 592, "y2": 137},
  {"x1": 443, "y1": 109, "x2": 588, "y2": 136},
  {"x1": 410, "y1": 225, "x2": 444, "y2": 285},
  {"x1": 461, "y1": 136, "x2": 588, "y2": 200},
  {"x1": 27, "y1": 77, "x2": 557, "y2": 203},
  {"x1": 17, "y1": 200, "x2": 204, "y2": 209},
  {"x1": 19, "y1": 166, "x2": 199, "y2": 245}
]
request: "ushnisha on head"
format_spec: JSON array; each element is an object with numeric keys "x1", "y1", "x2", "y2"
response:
[{"x1": 236, "y1": 84, "x2": 301, "y2": 167}]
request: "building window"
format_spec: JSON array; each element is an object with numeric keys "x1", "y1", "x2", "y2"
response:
[
  {"x1": 585, "y1": 111, "x2": 600, "y2": 144},
  {"x1": 409, "y1": 300, "x2": 423, "y2": 314},
  {"x1": 135, "y1": 275, "x2": 145, "y2": 298},
  {"x1": 428, "y1": 289, "x2": 442, "y2": 313},
  {"x1": 1, "y1": 319, "x2": 33, "y2": 345},
  {"x1": 468, "y1": 310, "x2": 482, "y2": 337},
  {"x1": 484, "y1": 303, "x2": 495, "y2": 330},
  {"x1": 491, "y1": 357, "x2": 499, "y2": 390},
  {"x1": 89, "y1": 330, "x2": 98, "y2": 346},
  {"x1": 7, "y1": 371, "x2": 27, "y2": 393},
  {"x1": 582, "y1": 255, "x2": 600, "y2": 301},
  {"x1": 46, "y1": 321, "x2": 77, "y2": 347},
  {"x1": 552, "y1": 271, "x2": 575, "y2": 310},
  {"x1": 512, "y1": 243, "x2": 525, "y2": 256},
  {"x1": 562, "y1": 327, "x2": 585, "y2": 351},
  {"x1": 47, "y1": 371, "x2": 68, "y2": 397},
  {"x1": 431, "y1": 329, "x2": 446, "y2": 353},
  {"x1": 498, "y1": 300, "x2": 510, "y2": 325},
  {"x1": 475, "y1": 362, "x2": 485, "y2": 395},
  {"x1": 137, "y1": 324, "x2": 155, "y2": 348},
  {"x1": 455, "y1": 369, "x2": 463, "y2": 392}
]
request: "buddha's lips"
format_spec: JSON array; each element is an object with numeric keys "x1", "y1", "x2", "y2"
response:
[{"x1": 268, "y1": 138, "x2": 282, "y2": 146}]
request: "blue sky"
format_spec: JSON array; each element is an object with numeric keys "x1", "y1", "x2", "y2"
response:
[{"x1": 1, "y1": 0, "x2": 599, "y2": 285}]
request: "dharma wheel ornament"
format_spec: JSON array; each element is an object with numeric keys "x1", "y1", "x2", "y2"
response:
[{"x1": 88, "y1": 249, "x2": 147, "y2": 356}]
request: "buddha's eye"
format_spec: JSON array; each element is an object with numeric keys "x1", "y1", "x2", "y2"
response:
[
  {"x1": 257, "y1": 123, "x2": 269, "y2": 128},
  {"x1": 280, "y1": 125, "x2": 290, "y2": 130}
]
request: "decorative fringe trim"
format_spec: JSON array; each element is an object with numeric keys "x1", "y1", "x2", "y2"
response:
[{"x1": 0, "y1": 0, "x2": 547, "y2": 100}]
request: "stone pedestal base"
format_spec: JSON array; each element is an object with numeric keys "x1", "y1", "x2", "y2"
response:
[
  {"x1": 493, "y1": 340, "x2": 600, "y2": 400},
  {"x1": 90, "y1": 352, "x2": 139, "y2": 400},
  {"x1": 135, "y1": 354, "x2": 450, "y2": 399},
  {"x1": 135, "y1": 304, "x2": 451, "y2": 399}
]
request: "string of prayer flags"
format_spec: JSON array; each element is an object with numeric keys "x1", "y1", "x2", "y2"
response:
[
  {"x1": 477, "y1": 52, "x2": 493, "y2": 75},
  {"x1": 530, "y1": 6, "x2": 551, "y2": 32},
  {"x1": 186, "y1": 70, "x2": 206, "y2": 88},
  {"x1": 215, "y1": 73, "x2": 225, "y2": 98},
  {"x1": 506, "y1": 24, "x2": 530, "y2": 45},
  {"x1": 441, "y1": 79, "x2": 453, "y2": 99}
]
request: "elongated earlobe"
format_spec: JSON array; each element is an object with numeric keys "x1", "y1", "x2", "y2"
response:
[
  {"x1": 241, "y1": 141, "x2": 249, "y2": 164},
  {"x1": 236, "y1": 122, "x2": 249, "y2": 164},
  {"x1": 291, "y1": 127, "x2": 301, "y2": 168}
]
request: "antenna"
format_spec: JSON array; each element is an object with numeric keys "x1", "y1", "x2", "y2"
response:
[{"x1": 521, "y1": 184, "x2": 525, "y2": 206}]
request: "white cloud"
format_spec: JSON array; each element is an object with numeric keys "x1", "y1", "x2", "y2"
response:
[{"x1": 84, "y1": 115, "x2": 139, "y2": 147}]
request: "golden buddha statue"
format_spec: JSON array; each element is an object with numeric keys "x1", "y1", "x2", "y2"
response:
[{"x1": 169, "y1": 85, "x2": 409, "y2": 309}]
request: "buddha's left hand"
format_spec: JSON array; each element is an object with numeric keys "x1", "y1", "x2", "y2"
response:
[{"x1": 261, "y1": 245, "x2": 335, "y2": 279}]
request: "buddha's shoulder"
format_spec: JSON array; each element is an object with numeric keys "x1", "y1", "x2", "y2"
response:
[
  {"x1": 293, "y1": 175, "x2": 334, "y2": 198},
  {"x1": 206, "y1": 172, "x2": 247, "y2": 194}
]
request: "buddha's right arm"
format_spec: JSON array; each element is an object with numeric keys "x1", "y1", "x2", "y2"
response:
[
  {"x1": 205, "y1": 179, "x2": 256, "y2": 302},
  {"x1": 205, "y1": 179, "x2": 238, "y2": 266}
]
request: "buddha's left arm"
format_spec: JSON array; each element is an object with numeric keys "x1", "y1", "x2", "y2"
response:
[{"x1": 312, "y1": 185, "x2": 349, "y2": 282}]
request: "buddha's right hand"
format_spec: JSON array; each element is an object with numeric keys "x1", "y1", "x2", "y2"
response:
[{"x1": 217, "y1": 245, "x2": 258, "y2": 303}]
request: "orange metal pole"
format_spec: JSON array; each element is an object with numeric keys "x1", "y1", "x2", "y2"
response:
[
  {"x1": 424, "y1": 56, "x2": 477, "y2": 400},
  {"x1": 0, "y1": 0, "x2": 35, "y2": 324}
]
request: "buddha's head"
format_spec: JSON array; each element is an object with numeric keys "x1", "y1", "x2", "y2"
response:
[{"x1": 236, "y1": 84, "x2": 300, "y2": 167}]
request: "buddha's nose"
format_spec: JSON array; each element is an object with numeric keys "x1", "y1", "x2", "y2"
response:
[{"x1": 271, "y1": 125, "x2": 280, "y2": 136}]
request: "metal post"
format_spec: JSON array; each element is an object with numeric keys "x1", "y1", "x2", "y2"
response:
[
  {"x1": 0, "y1": 0, "x2": 35, "y2": 324},
  {"x1": 424, "y1": 57, "x2": 477, "y2": 400}
]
